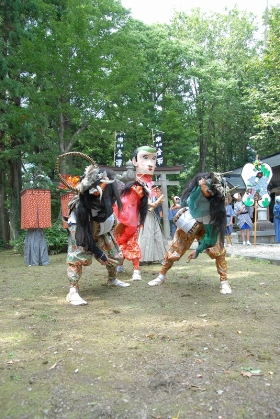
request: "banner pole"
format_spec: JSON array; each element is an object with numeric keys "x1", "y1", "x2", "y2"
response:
[
  {"x1": 253, "y1": 154, "x2": 258, "y2": 246},
  {"x1": 254, "y1": 199, "x2": 257, "y2": 246},
  {"x1": 114, "y1": 131, "x2": 116, "y2": 166}
]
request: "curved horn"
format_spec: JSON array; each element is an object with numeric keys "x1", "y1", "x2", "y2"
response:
[
  {"x1": 227, "y1": 185, "x2": 239, "y2": 194},
  {"x1": 99, "y1": 178, "x2": 115, "y2": 184},
  {"x1": 55, "y1": 151, "x2": 97, "y2": 192}
]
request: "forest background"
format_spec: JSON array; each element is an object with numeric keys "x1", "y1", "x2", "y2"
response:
[{"x1": 0, "y1": 0, "x2": 279, "y2": 248}]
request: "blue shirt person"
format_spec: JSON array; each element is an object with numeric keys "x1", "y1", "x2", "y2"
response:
[{"x1": 168, "y1": 196, "x2": 181, "y2": 238}]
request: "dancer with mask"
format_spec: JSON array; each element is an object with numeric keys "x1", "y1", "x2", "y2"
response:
[
  {"x1": 148, "y1": 172, "x2": 232, "y2": 294},
  {"x1": 114, "y1": 145, "x2": 165, "y2": 279},
  {"x1": 138, "y1": 184, "x2": 168, "y2": 265},
  {"x1": 56, "y1": 153, "x2": 130, "y2": 306}
]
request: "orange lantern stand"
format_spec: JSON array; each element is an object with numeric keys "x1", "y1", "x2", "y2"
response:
[
  {"x1": 60, "y1": 192, "x2": 77, "y2": 228},
  {"x1": 20, "y1": 189, "x2": 51, "y2": 266},
  {"x1": 20, "y1": 189, "x2": 52, "y2": 229}
]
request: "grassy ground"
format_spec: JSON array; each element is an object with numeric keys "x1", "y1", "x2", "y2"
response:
[{"x1": 1, "y1": 249, "x2": 280, "y2": 419}]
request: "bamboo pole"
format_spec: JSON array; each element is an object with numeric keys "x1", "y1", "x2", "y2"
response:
[
  {"x1": 254, "y1": 199, "x2": 258, "y2": 246},
  {"x1": 114, "y1": 131, "x2": 116, "y2": 166}
]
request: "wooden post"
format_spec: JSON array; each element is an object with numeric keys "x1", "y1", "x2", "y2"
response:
[
  {"x1": 254, "y1": 199, "x2": 258, "y2": 246},
  {"x1": 158, "y1": 173, "x2": 170, "y2": 239},
  {"x1": 114, "y1": 131, "x2": 116, "y2": 166}
]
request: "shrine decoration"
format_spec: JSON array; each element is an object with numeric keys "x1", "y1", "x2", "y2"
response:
[
  {"x1": 114, "y1": 133, "x2": 125, "y2": 167},
  {"x1": 241, "y1": 157, "x2": 272, "y2": 208},
  {"x1": 241, "y1": 156, "x2": 273, "y2": 245},
  {"x1": 153, "y1": 132, "x2": 165, "y2": 167}
]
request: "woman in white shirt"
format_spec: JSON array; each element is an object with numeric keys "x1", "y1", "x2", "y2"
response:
[{"x1": 233, "y1": 192, "x2": 253, "y2": 245}]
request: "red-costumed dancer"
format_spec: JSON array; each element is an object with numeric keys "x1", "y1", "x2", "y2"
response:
[{"x1": 114, "y1": 145, "x2": 158, "y2": 280}]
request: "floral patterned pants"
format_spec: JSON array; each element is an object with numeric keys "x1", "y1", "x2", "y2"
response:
[
  {"x1": 118, "y1": 231, "x2": 141, "y2": 270},
  {"x1": 160, "y1": 227, "x2": 227, "y2": 281},
  {"x1": 66, "y1": 224, "x2": 123, "y2": 286}
]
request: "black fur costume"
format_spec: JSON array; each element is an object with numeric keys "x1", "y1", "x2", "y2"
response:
[
  {"x1": 181, "y1": 172, "x2": 227, "y2": 248},
  {"x1": 69, "y1": 168, "x2": 122, "y2": 259}
]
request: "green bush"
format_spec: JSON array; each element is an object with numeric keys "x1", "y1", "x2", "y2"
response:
[
  {"x1": 0, "y1": 238, "x2": 6, "y2": 250},
  {"x1": 10, "y1": 221, "x2": 68, "y2": 256},
  {"x1": 9, "y1": 233, "x2": 26, "y2": 255},
  {"x1": 44, "y1": 221, "x2": 68, "y2": 254}
]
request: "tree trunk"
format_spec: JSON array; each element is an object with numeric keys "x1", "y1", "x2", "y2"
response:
[
  {"x1": 9, "y1": 157, "x2": 22, "y2": 241},
  {"x1": 0, "y1": 169, "x2": 9, "y2": 246}
]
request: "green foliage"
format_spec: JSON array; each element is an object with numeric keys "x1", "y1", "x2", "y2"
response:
[
  {"x1": 9, "y1": 232, "x2": 26, "y2": 255},
  {"x1": 1, "y1": 0, "x2": 280, "y2": 246},
  {"x1": 248, "y1": 6, "x2": 280, "y2": 155},
  {"x1": 44, "y1": 221, "x2": 68, "y2": 255},
  {"x1": 22, "y1": 165, "x2": 54, "y2": 190},
  {"x1": 0, "y1": 238, "x2": 5, "y2": 250},
  {"x1": 169, "y1": 7, "x2": 260, "y2": 172},
  {"x1": 10, "y1": 221, "x2": 68, "y2": 256}
]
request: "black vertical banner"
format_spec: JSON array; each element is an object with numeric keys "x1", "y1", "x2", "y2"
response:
[
  {"x1": 114, "y1": 133, "x2": 125, "y2": 167},
  {"x1": 153, "y1": 133, "x2": 164, "y2": 167}
]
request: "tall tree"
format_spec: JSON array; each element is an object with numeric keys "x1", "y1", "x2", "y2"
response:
[
  {"x1": 101, "y1": 22, "x2": 195, "y2": 164},
  {"x1": 21, "y1": 0, "x2": 130, "y2": 169},
  {"x1": 0, "y1": 0, "x2": 131, "y2": 242},
  {"x1": 169, "y1": 8, "x2": 261, "y2": 173},
  {"x1": 0, "y1": 0, "x2": 41, "y2": 244},
  {"x1": 249, "y1": 6, "x2": 280, "y2": 156}
]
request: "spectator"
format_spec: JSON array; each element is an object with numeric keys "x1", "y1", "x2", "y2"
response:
[
  {"x1": 233, "y1": 192, "x2": 253, "y2": 245},
  {"x1": 273, "y1": 196, "x2": 280, "y2": 243},
  {"x1": 168, "y1": 196, "x2": 181, "y2": 238},
  {"x1": 225, "y1": 196, "x2": 235, "y2": 246}
]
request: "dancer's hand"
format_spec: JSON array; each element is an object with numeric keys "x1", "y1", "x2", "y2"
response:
[
  {"x1": 187, "y1": 250, "x2": 196, "y2": 262},
  {"x1": 96, "y1": 253, "x2": 109, "y2": 265},
  {"x1": 97, "y1": 256, "x2": 119, "y2": 266},
  {"x1": 107, "y1": 258, "x2": 119, "y2": 266},
  {"x1": 171, "y1": 203, "x2": 181, "y2": 210},
  {"x1": 98, "y1": 257, "x2": 108, "y2": 266}
]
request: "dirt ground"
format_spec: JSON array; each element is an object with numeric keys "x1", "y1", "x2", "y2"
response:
[{"x1": 1, "y1": 249, "x2": 280, "y2": 419}]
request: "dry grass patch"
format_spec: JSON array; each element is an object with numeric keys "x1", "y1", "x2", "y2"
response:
[{"x1": 1, "y1": 250, "x2": 280, "y2": 419}]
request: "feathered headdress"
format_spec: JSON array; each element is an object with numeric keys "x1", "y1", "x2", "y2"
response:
[
  {"x1": 55, "y1": 151, "x2": 115, "y2": 199},
  {"x1": 77, "y1": 165, "x2": 115, "y2": 198}
]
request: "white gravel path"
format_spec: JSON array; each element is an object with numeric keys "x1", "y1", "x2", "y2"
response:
[
  {"x1": 184, "y1": 232, "x2": 280, "y2": 263},
  {"x1": 225, "y1": 232, "x2": 280, "y2": 262},
  {"x1": 226, "y1": 242, "x2": 280, "y2": 262}
]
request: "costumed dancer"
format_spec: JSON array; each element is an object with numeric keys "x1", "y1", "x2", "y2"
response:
[
  {"x1": 233, "y1": 192, "x2": 254, "y2": 245},
  {"x1": 59, "y1": 156, "x2": 130, "y2": 306},
  {"x1": 148, "y1": 172, "x2": 232, "y2": 295},
  {"x1": 114, "y1": 145, "x2": 158, "y2": 279},
  {"x1": 138, "y1": 185, "x2": 168, "y2": 264}
]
